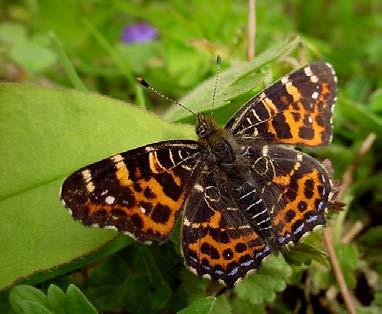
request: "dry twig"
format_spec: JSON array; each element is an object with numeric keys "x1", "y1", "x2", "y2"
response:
[{"x1": 323, "y1": 132, "x2": 376, "y2": 314}]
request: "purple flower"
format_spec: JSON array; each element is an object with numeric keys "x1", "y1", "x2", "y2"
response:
[{"x1": 121, "y1": 22, "x2": 158, "y2": 43}]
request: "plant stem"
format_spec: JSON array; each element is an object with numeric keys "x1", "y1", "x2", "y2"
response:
[
  {"x1": 50, "y1": 32, "x2": 87, "y2": 92},
  {"x1": 247, "y1": 0, "x2": 256, "y2": 61},
  {"x1": 323, "y1": 132, "x2": 376, "y2": 314}
]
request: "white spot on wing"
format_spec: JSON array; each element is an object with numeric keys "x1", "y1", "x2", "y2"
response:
[
  {"x1": 262, "y1": 145, "x2": 269, "y2": 156},
  {"x1": 281, "y1": 76, "x2": 289, "y2": 84},
  {"x1": 311, "y1": 75, "x2": 319, "y2": 83},
  {"x1": 105, "y1": 195, "x2": 115, "y2": 205},
  {"x1": 194, "y1": 184, "x2": 204, "y2": 192},
  {"x1": 304, "y1": 66, "x2": 313, "y2": 77},
  {"x1": 105, "y1": 225, "x2": 118, "y2": 231},
  {"x1": 312, "y1": 91, "x2": 319, "y2": 99}
]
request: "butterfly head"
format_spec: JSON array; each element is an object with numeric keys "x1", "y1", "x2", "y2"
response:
[{"x1": 196, "y1": 112, "x2": 218, "y2": 140}]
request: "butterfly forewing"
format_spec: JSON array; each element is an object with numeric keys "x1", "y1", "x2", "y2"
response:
[
  {"x1": 226, "y1": 62, "x2": 337, "y2": 147},
  {"x1": 60, "y1": 140, "x2": 202, "y2": 243}
]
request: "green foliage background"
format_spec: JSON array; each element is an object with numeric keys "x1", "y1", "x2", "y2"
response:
[{"x1": 1, "y1": 0, "x2": 382, "y2": 313}]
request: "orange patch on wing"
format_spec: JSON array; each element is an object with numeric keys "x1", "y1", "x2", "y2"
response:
[
  {"x1": 149, "y1": 151, "x2": 166, "y2": 173},
  {"x1": 190, "y1": 211, "x2": 222, "y2": 228},
  {"x1": 273, "y1": 169, "x2": 323, "y2": 236},
  {"x1": 285, "y1": 82, "x2": 301, "y2": 102},
  {"x1": 86, "y1": 169, "x2": 187, "y2": 238},
  {"x1": 259, "y1": 81, "x2": 333, "y2": 147},
  {"x1": 112, "y1": 155, "x2": 133, "y2": 186},
  {"x1": 188, "y1": 232, "x2": 264, "y2": 269}
]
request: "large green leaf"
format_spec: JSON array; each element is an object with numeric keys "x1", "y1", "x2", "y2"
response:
[{"x1": 0, "y1": 83, "x2": 194, "y2": 290}]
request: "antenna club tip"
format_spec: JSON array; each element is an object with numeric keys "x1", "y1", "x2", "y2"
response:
[
  {"x1": 136, "y1": 77, "x2": 150, "y2": 88},
  {"x1": 216, "y1": 54, "x2": 222, "y2": 65}
]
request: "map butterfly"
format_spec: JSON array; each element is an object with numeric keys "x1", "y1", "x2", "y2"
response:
[{"x1": 60, "y1": 62, "x2": 337, "y2": 287}]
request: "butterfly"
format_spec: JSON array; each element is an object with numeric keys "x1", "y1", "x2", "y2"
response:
[{"x1": 60, "y1": 62, "x2": 337, "y2": 287}]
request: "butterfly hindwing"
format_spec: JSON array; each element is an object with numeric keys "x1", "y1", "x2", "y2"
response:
[
  {"x1": 226, "y1": 62, "x2": 337, "y2": 147},
  {"x1": 242, "y1": 143, "x2": 331, "y2": 245},
  {"x1": 60, "y1": 140, "x2": 201, "y2": 243},
  {"x1": 181, "y1": 163, "x2": 271, "y2": 287}
]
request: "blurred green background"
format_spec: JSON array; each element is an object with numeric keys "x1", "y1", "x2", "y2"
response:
[{"x1": 1, "y1": 0, "x2": 382, "y2": 313}]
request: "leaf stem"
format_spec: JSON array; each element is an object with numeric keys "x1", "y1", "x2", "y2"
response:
[
  {"x1": 247, "y1": 0, "x2": 256, "y2": 61},
  {"x1": 49, "y1": 32, "x2": 88, "y2": 92},
  {"x1": 83, "y1": 18, "x2": 146, "y2": 108},
  {"x1": 323, "y1": 230, "x2": 356, "y2": 314}
]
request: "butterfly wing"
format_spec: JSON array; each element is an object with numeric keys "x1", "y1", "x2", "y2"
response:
[
  {"x1": 242, "y1": 143, "x2": 331, "y2": 245},
  {"x1": 60, "y1": 140, "x2": 202, "y2": 243},
  {"x1": 181, "y1": 163, "x2": 271, "y2": 287},
  {"x1": 226, "y1": 63, "x2": 337, "y2": 147}
]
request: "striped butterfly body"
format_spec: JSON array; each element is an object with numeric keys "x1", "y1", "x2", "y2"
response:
[{"x1": 60, "y1": 62, "x2": 337, "y2": 287}]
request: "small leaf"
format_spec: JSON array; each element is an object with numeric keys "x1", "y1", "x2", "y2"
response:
[
  {"x1": 177, "y1": 296, "x2": 216, "y2": 314},
  {"x1": 9, "y1": 285, "x2": 49, "y2": 314},
  {"x1": 336, "y1": 97, "x2": 382, "y2": 138},
  {"x1": 234, "y1": 255, "x2": 292, "y2": 305},
  {"x1": 335, "y1": 243, "x2": 360, "y2": 289},
  {"x1": 284, "y1": 243, "x2": 329, "y2": 267},
  {"x1": 9, "y1": 41, "x2": 56, "y2": 74},
  {"x1": 359, "y1": 226, "x2": 382, "y2": 248},
  {"x1": 84, "y1": 245, "x2": 177, "y2": 313},
  {"x1": 15, "y1": 301, "x2": 53, "y2": 314},
  {"x1": 230, "y1": 296, "x2": 265, "y2": 314},
  {"x1": 210, "y1": 295, "x2": 231, "y2": 314},
  {"x1": 0, "y1": 22, "x2": 27, "y2": 45},
  {"x1": 47, "y1": 285, "x2": 66, "y2": 314},
  {"x1": 369, "y1": 89, "x2": 382, "y2": 114},
  {"x1": 164, "y1": 37, "x2": 301, "y2": 122},
  {"x1": 65, "y1": 284, "x2": 97, "y2": 314}
]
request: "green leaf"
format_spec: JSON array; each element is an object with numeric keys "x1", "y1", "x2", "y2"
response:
[
  {"x1": 47, "y1": 285, "x2": 66, "y2": 314},
  {"x1": 84, "y1": 245, "x2": 176, "y2": 313},
  {"x1": 0, "y1": 83, "x2": 194, "y2": 290},
  {"x1": 234, "y1": 255, "x2": 292, "y2": 305},
  {"x1": 65, "y1": 284, "x2": 97, "y2": 314},
  {"x1": 284, "y1": 243, "x2": 329, "y2": 268},
  {"x1": 369, "y1": 89, "x2": 382, "y2": 114},
  {"x1": 9, "y1": 40, "x2": 56, "y2": 74},
  {"x1": 359, "y1": 226, "x2": 382, "y2": 248},
  {"x1": 230, "y1": 296, "x2": 265, "y2": 314},
  {"x1": 335, "y1": 243, "x2": 359, "y2": 289},
  {"x1": 177, "y1": 296, "x2": 216, "y2": 314},
  {"x1": 336, "y1": 97, "x2": 382, "y2": 138},
  {"x1": 311, "y1": 242, "x2": 360, "y2": 290},
  {"x1": 8, "y1": 285, "x2": 49, "y2": 314},
  {"x1": 210, "y1": 295, "x2": 231, "y2": 314},
  {"x1": 0, "y1": 22, "x2": 27, "y2": 46},
  {"x1": 164, "y1": 37, "x2": 301, "y2": 122},
  {"x1": 49, "y1": 32, "x2": 87, "y2": 92},
  {"x1": 14, "y1": 301, "x2": 53, "y2": 314}
]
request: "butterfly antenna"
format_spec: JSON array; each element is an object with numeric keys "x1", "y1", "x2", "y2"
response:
[
  {"x1": 210, "y1": 54, "x2": 222, "y2": 117},
  {"x1": 136, "y1": 78, "x2": 196, "y2": 116}
]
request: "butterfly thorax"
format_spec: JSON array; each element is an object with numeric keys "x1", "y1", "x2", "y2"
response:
[{"x1": 196, "y1": 112, "x2": 239, "y2": 165}]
